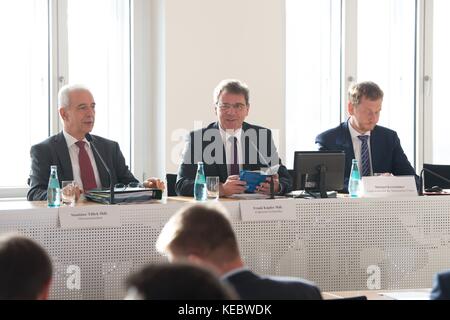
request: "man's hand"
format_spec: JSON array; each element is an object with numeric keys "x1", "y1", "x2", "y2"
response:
[
  {"x1": 74, "y1": 185, "x2": 82, "y2": 201},
  {"x1": 220, "y1": 175, "x2": 247, "y2": 197},
  {"x1": 143, "y1": 178, "x2": 165, "y2": 190},
  {"x1": 255, "y1": 174, "x2": 280, "y2": 195}
]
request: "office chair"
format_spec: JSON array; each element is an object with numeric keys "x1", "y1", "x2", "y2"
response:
[{"x1": 288, "y1": 169, "x2": 295, "y2": 182}]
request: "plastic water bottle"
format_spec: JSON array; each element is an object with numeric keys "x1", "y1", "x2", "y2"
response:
[
  {"x1": 194, "y1": 162, "x2": 207, "y2": 201},
  {"x1": 47, "y1": 165, "x2": 61, "y2": 207},
  {"x1": 348, "y1": 159, "x2": 361, "y2": 198}
]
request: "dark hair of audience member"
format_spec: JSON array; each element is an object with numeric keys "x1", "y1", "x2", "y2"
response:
[
  {"x1": 0, "y1": 234, "x2": 52, "y2": 300},
  {"x1": 125, "y1": 263, "x2": 238, "y2": 300}
]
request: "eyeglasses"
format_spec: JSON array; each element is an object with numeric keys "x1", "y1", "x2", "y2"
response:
[
  {"x1": 217, "y1": 103, "x2": 247, "y2": 111},
  {"x1": 114, "y1": 182, "x2": 143, "y2": 191}
]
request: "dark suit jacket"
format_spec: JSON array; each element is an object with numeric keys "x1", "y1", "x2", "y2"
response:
[
  {"x1": 223, "y1": 269, "x2": 322, "y2": 300},
  {"x1": 315, "y1": 120, "x2": 418, "y2": 192},
  {"x1": 430, "y1": 270, "x2": 450, "y2": 300},
  {"x1": 27, "y1": 132, "x2": 138, "y2": 201},
  {"x1": 176, "y1": 122, "x2": 292, "y2": 196}
]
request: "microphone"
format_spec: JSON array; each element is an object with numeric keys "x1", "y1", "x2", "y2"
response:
[
  {"x1": 85, "y1": 133, "x2": 114, "y2": 204},
  {"x1": 419, "y1": 167, "x2": 450, "y2": 196}
]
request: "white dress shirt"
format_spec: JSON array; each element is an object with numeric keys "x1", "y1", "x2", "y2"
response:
[
  {"x1": 348, "y1": 122, "x2": 373, "y2": 176},
  {"x1": 219, "y1": 127, "x2": 243, "y2": 176},
  {"x1": 63, "y1": 130, "x2": 102, "y2": 190}
]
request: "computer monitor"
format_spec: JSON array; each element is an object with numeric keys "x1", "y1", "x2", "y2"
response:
[
  {"x1": 293, "y1": 151, "x2": 345, "y2": 198},
  {"x1": 423, "y1": 163, "x2": 450, "y2": 189}
]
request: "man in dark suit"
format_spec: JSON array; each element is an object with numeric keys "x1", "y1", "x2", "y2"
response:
[
  {"x1": 156, "y1": 204, "x2": 322, "y2": 300},
  {"x1": 27, "y1": 84, "x2": 164, "y2": 201},
  {"x1": 315, "y1": 81, "x2": 417, "y2": 191},
  {"x1": 430, "y1": 270, "x2": 450, "y2": 300},
  {"x1": 176, "y1": 79, "x2": 292, "y2": 197}
]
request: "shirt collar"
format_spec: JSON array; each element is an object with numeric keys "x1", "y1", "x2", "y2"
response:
[
  {"x1": 219, "y1": 126, "x2": 243, "y2": 144},
  {"x1": 221, "y1": 266, "x2": 249, "y2": 280},
  {"x1": 348, "y1": 120, "x2": 371, "y2": 140},
  {"x1": 62, "y1": 130, "x2": 90, "y2": 148}
]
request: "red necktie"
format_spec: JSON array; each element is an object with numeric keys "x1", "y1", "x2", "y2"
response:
[{"x1": 75, "y1": 141, "x2": 97, "y2": 191}]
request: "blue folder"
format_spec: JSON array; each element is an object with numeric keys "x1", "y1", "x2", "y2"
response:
[{"x1": 240, "y1": 170, "x2": 268, "y2": 193}]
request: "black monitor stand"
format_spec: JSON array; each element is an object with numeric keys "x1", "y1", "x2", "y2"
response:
[
  {"x1": 318, "y1": 164, "x2": 327, "y2": 198},
  {"x1": 303, "y1": 164, "x2": 336, "y2": 199}
]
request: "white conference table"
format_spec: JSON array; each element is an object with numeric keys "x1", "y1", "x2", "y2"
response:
[
  {"x1": 1, "y1": 195, "x2": 449, "y2": 299},
  {"x1": 323, "y1": 288, "x2": 432, "y2": 300}
]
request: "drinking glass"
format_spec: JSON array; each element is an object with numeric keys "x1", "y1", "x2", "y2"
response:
[
  {"x1": 206, "y1": 176, "x2": 219, "y2": 200},
  {"x1": 61, "y1": 181, "x2": 77, "y2": 206}
]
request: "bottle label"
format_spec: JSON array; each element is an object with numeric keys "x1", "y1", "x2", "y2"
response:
[{"x1": 48, "y1": 188, "x2": 61, "y2": 207}]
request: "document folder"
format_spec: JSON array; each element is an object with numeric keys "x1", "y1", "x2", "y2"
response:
[{"x1": 84, "y1": 188, "x2": 163, "y2": 204}]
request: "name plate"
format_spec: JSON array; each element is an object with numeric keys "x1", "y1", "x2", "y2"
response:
[
  {"x1": 58, "y1": 205, "x2": 121, "y2": 229},
  {"x1": 362, "y1": 176, "x2": 418, "y2": 198},
  {"x1": 240, "y1": 200, "x2": 296, "y2": 222}
]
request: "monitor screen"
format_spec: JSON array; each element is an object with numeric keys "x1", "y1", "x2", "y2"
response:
[
  {"x1": 423, "y1": 163, "x2": 450, "y2": 189},
  {"x1": 293, "y1": 151, "x2": 345, "y2": 194}
]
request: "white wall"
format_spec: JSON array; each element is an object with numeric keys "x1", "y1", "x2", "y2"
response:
[{"x1": 162, "y1": 0, "x2": 286, "y2": 174}]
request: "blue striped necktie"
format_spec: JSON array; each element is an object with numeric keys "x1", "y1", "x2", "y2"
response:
[{"x1": 358, "y1": 135, "x2": 371, "y2": 177}]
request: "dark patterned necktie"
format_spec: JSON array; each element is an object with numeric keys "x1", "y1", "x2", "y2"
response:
[
  {"x1": 230, "y1": 136, "x2": 240, "y2": 176},
  {"x1": 358, "y1": 135, "x2": 371, "y2": 177}
]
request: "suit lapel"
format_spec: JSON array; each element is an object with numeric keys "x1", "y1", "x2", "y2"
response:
[
  {"x1": 211, "y1": 122, "x2": 229, "y2": 181},
  {"x1": 341, "y1": 121, "x2": 355, "y2": 158},
  {"x1": 242, "y1": 122, "x2": 259, "y2": 171},
  {"x1": 90, "y1": 136, "x2": 111, "y2": 188},
  {"x1": 53, "y1": 132, "x2": 74, "y2": 181},
  {"x1": 340, "y1": 121, "x2": 356, "y2": 177},
  {"x1": 369, "y1": 126, "x2": 381, "y2": 172}
]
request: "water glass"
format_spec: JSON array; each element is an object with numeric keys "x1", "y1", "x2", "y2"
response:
[
  {"x1": 61, "y1": 181, "x2": 77, "y2": 207},
  {"x1": 206, "y1": 176, "x2": 219, "y2": 200}
]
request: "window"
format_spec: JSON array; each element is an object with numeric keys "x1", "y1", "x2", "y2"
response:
[
  {"x1": 429, "y1": 0, "x2": 450, "y2": 163},
  {"x1": 0, "y1": 0, "x2": 49, "y2": 189},
  {"x1": 285, "y1": 0, "x2": 342, "y2": 168},
  {"x1": 356, "y1": 0, "x2": 416, "y2": 165},
  {"x1": 286, "y1": 0, "x2": 417, "y2": 170},
  {"x1": 66, "y1": 0, "x2": 131, "y2": 164},
  {"x1": 0, "y1": 0, "x2": 132, "y2": 197}
]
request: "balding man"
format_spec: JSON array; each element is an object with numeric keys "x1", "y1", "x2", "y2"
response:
[{"x1": 28, "y1": 84, "x2": 164, "y2": 201}]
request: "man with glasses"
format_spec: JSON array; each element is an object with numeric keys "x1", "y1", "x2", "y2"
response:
[
  {"x1": 27, "y1": 84, "x2": 164, "y2": 201},
  {"x1": 176, "y1": 79, "x2": 292, "y2": 197}
]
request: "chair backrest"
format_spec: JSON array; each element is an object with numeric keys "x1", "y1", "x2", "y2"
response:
[
  {"x1": 288, "y1": 169, "x2": 295, "y2": 182},
  {"x1": 166, "y1": 173, "x2": 177, "y2": 197}
]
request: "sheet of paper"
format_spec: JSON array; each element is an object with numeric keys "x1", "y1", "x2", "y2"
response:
[
  {"x1": 240, "y1": 199, "x2": 297, "y2": 222},
  {"x1": 379, "y1": 290, "x2": 431, "y2": 300},
  {"x1": 59, "y1": 205, "x2": 121, "y2": 229}
]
